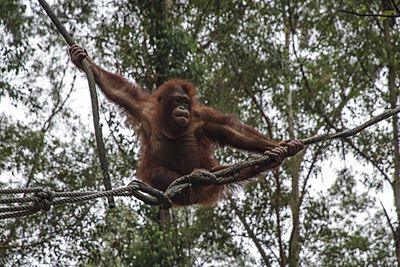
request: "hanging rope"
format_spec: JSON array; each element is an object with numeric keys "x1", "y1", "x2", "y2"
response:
[{"x1": 37, "y1": 0, "x2": 115, "y2": 208}]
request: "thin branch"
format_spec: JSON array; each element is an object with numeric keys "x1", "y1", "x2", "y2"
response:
[
  {"x1": 41, "y1": 64, "x2": 76, "y2": 133},
  {"x1": 24, "y1": 60, "x2": 74, "y2": 192},
  {"x1": 291, "y1": 33, "x2": 392, "y2": 185},
  {"x1": 380, "y1": 200, "x2": 396, "y2": 237},
  {"x1": 342, "y1": 136, "x2": 392, "y2": 186},
  {"x1": 234, "y1": 69, "x2": 274, "y2": 138},
  {"x1": 299, "y1": 145, "x2": 323, "y2": 208},
  {"x1": 338, "y1": 8, "x2": 400, "y2": 18},
  {"x1": 230, "y1": 198, "x2": 272, "y2": 267},
  {"x1": 390, "y1": 0, "x2": 400, "y2": 15},
  {"x1": 273, "y1": 170, "x2": 286, "y2": 266}
]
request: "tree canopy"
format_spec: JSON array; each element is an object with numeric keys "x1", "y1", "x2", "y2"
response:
[{"x1": 0, "y1": 0, "x2": 399, "y2": 266}]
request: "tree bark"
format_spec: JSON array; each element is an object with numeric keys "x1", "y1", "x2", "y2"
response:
[
  {"x1": 383, "y1": 0, "x2": 400, "y2": 265},
  {"x1": 283, "y1": 4, "x2": 301, "y2": 266}
]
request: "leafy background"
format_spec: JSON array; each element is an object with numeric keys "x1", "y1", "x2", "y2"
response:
[{"x1": 0, "y1": 0, "x2": 399, "y2": 266}]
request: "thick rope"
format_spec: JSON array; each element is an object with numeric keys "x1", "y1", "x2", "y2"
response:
[
  {"x1": 0, "y1": 181, "x2": 171, "y2": 219},
  {"x1": 37, "y1": 0, "x2": 115, "y2": 208},
  {"x1": 1, "y1": 105, "x2": 399, "y2": 220},
  {"x1": 165, "y1": 105, "x2": 400, "y2": 197}
]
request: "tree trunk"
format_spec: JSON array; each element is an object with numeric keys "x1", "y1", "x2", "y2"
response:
[
  {"x1": 283, "y1": 6, "x2": 301, "y2": 267},
  {"x1": 382, "y1": 0, "x2": 400, "y2": 265}
]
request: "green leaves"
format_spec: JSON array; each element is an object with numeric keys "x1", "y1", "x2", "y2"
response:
[
  {"x1": 380, "y1": 9, "x2": 395, "y2": 22},
  {"x1": 1, "y1": 0, "x2": 399, "y2": 265}
]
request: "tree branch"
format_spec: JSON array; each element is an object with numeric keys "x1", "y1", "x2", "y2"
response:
[
  {"x1": 230, "y1": 198, "x2": 272, "y2": 267},
  {"x1": 338, "y1": 8, "x2": 400, "y2": 18}
]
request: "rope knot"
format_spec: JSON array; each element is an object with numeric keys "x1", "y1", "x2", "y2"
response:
[{"x1": 33, "y1": 190, "x2": 54, "y2": 212}]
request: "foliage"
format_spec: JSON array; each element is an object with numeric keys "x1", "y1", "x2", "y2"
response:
[{"x1": 0, "y1": 0, "x2": 398, "y2": 266}]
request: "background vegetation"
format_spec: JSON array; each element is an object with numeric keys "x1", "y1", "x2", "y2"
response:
[{"x1": 0, "y1": 0, "x2": 399, "y2": 266}]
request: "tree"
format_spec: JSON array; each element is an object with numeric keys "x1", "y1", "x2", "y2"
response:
[{"x1": 0, "y1": 0, "x2": 398, "y2": 266}]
